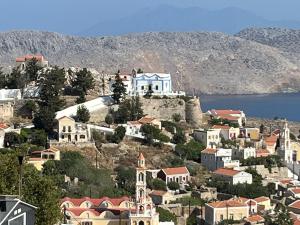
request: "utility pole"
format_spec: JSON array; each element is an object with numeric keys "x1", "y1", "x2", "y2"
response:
[{"x1": 18, "y1": 155, "x2": 24, "y2": 199}]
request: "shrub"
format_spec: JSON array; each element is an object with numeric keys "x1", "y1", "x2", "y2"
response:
[
  {"x1": 110, "y1": 126, "x2": 126, "y2": 144},
  {"x1": 172, "y1": 113, "x2": 182, "y2": 122},
  {"x1": 105, "y1": 114, "x2": 113, "y2": 125},
  {"x1": 150, "y1": 179, "x2": 167, "y2": 191},
  {"x1": 76, "y1": 105, "x2": 90, "y2": 123},
  {"x1": 168, "y1": 181, "x2": 180, "y2": 190}
]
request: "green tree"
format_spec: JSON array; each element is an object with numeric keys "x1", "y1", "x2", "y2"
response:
[
  {"x1": 112, "y1": 72, "x2": 126, "y2": 104},
  {"x1": 140, "y1": 124, "x2": 161, "y2": 145},
  {"x1": 31, "y1": 129, "x2": 47, "y2": 147},
  {"x1": 71, "y1": 68, "x2": 95, "y2": 95},
  {"x1": 105, "y1": 114, "x2": 113, "y2": 126},
  {"x1": 23, "y1": 166, "x2": 61, "y2": 225},
  {"x1": 157, "y1": 207, "x2": 177, "y2": 224},
  {"x1": 0, "y1": 67, "x2": 7, "y2": 88},
  {"x1": 25, "y1": 58, "x2": 42, "y2": 81},
  {"x1": 4, "y1": 132, "x2": 22, "y2": 148},
  {"x1": 110, "y1": 126, "x2": 126, "y2": 143},
  {"x1": 268, "y1": 204, "x2": 293, "y2": 225},
  {"x1": 76, "y1": 92, "x2": 86, "y2": 103},
  {"x1": 168, "y1": 181, "x2": 180, "y2": 190},
  {"x1": 175, "y1": 140, "x2": 205, "y2": 161},
  {"x1": 116, "y1": 166, "x2": 136, "y2": 194},
  {"x1": 172, "y1": 113, "x2": 182, "y2": 122},
  {"x1": 34, "y1": 67, "x2": 66, "y2": 133},
  {"x1": 172, "y1": 131, "x2": 186, "y2": 144},
  {"x1": 6, "y1": 67, "x2": 26, "y2": 89},
  {"x1": 137, "y1": 68, "x2": 144, "y2": 74},
  {"x1": 114, "y1": 97, "x2": 144, "y2": 123},
  {"x1": 76, "y1": 105, "x2": 90, "y2": 123},
  {"x1": 149, "y1": 178, "x2": 167, "y2": 191}
]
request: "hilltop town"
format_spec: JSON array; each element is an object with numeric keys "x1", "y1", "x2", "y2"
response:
[{"x1": 1, "y1": 55, "x2": 300, "y2": 225}]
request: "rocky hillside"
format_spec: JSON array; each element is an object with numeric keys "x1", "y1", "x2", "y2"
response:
[{"x1": 1, "y1": 30, "x2": 300, "y2": 94}]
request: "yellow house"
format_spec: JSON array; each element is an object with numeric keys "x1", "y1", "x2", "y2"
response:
[
  {"x1": 205, "y1": 199, "x2": 249, "y2": 225},
  {"x1": 291, "y1": 142, "x2": 300, "y2": 161},
  {"x1": 27, "y1": 147, "x2": 60, "y2": 171},
  {"x1": 254, "y1": 196, "x2": 273, "y2": 212},
  {"x1": 57, "y1": 116, "x2": 89, "y2": 143}
]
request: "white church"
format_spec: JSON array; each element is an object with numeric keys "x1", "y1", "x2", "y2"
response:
[{"x1": 109, "y1": 69, "x2": 185, "y2": 96}]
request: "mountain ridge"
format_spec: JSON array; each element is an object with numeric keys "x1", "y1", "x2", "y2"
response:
[{"x1": 1, "y1": 29, "x2": 300, "y2": 94}]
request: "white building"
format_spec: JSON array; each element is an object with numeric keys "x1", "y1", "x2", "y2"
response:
[
  {"x1": 201, "y1": 148, "x2": 239, "y2": 171},
  {"x1": 212, "y1": 125, "x2": 240, "y2": 140},
  {"x1": 212, "y1": 168, "x2": 253, "y2": 185},
  {"x1": 194, "y1": 128, "x2": 221, "y2": 149},
  {"x1": 278, "y1": 121, "x2": 293, "y2": 162},
  {"x1": 109, "y1": 70, "x2": 185, "y2": 96},
  {"x1": 232, "y1": 147, "x2": 256, "y2": 160},
  {"x1": 0, "y1": 89, "x2": 21, "y2": 100},
  {"x1": 207, "y1": 109, "x2": 246, "y2": 127},
  {"x1": 16, "y1": 54, "x2": 49, "y2": 70}
]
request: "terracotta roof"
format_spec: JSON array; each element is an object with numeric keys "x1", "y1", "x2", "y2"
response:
[
  {"x1": 138, "y1": 116, "x2": 157, "y2": 124},
  {"x1": 16, "y1": 54, "x2": 45, "y2": 62},
  {"x1": 256, "y1": 149, "x2": 270, "y2": 154},
  {"x1": 150, "y1": 190, "x2": 168, "y2": 196},
  {"x1": 245, "y1": 214, "x2": 264, "y2": 223},
  {"x1": 61, "y1": 196, "x2": 130, "y2": 207},
  {"x1": 212, "y1": 125, "x2": 231, "y2": 129},
  {"x1": 207, "y1": 199, "x2": 247, "y2": 208},
  {"x1": 265, "y1": 135, "x2": 277, "y2": 144},
  {"x1": 289, "y1": 200, "x2": 300, "y2": 209},
  {"x1": 202, "y1": 148, "x2": 218, "y2": 154},
  {"x1": 280, "y1": 179, "x2": 293, "y2": 185},
  {"x1": 294, "y1": 218, "x2": 300, "y2": 225},
  {"x1": 0, "y1": 123, "x2": 9, "y2": 129},
  {"x1": 291, "y1": 188, "x2": 300, "y2": 194},
  {"x1": 162, "y1": 166, "x2": 189, "y2": 175},
  {"x1": 127, "y1": 121, "x2": 142, "y2": 126},
  {"x1": 67, "y1": 208, "x2": 101, "y2": 216},
  {"x1": 254, "y1": 196, "x2": 270, "y2": 203},
  {"x1": 213, "y1": 168, "x2": 240, "y2": 177},
  {"x1": 138, "y1": 152, "x2": 145, "y2": 160},
  {"x1": 212, "y1": 110, "x2": 242, "y2": 115}
]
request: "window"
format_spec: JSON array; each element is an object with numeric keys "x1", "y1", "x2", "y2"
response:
[
  {"x1": 81, "y1": 222, "x2": 92, "y2": 225},
  {"x1": 80, "y1": 135, "x2": 85, "y2": 139},
  {"x1": 63, "y1": 126, "x2": 66, "y2": 132},
  {"x1": 62, "y1": 135, "x2": 64, "y2": 139},
  {"x1": 68, "y1": 126, "x2": 71, "y2": 132},
  {"x1": 220, "y1": 214, "x2": 223, "y2": 220},
  {"x1": 230, "y1": 214, "x2": 234, "y2": 220},
  {"x1": 155, "y1": 85, "x2": 158, "y2": 90},
  {"x1": 141, "y1": 86, "x2": 144, "y2": 90}
]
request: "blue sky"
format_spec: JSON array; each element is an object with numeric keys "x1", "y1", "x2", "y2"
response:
[{"x1": 1, "y1": 0, "x2": 300, "y2": 34}]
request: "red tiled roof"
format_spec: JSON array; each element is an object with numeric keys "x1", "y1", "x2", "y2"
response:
[
  {"x1": 291, "y1": 188, "x2": 300, "y2": 194},
  {"x1": 280, "y1": 179, "x2": 293, "y2": 185},
  {"x1": 61, "y1": 196, "x2": 130, "y2": 207},
  {"x1": 289, "y1": 200, "x2": 300, "y2": 209},
  {"x1": 256, "y1": 149, "x2": 270, "y2": 154},
  {"x1": 67, "y1": 208, "x2": 101, "y2": 216},
  {"x1": 212, "y1": 125, "x2": 231, "y2": 129},
  {"x1": 0, "y1": 123, "x2": 9, "y2": 129},
  {"x1": 138, "y1": 152, "x2": 145, "y2": 160},
  {"x1": 219, "y1": 115, "x2": 240, "y2": 121},
  {"x1": 265, "y1": 135, "x2": 277, "y2": 144},
  {"x1": 16, "y1": 54, "x2": 45, "y2": 62},
  {"x1": 254, "y1": 196, "x2": 270, "y2": 203},
  {"x1": 245, "y1": 214, "x2": 264, "y2": 223},
  {"x1": 212, "y1": 110, "x2": 242, "y2": 115},
  {"x1": 207, "y1": 199, "x2": 247, "y2": 208},
  {"x1": 202, "y1": 148, "x2": 217, "y2": 154},
  {"x1": 294, "y1": 218, "x2": 300, "y2": 225},
  {"x1": 213, "y1": 168, "x2": 240, "y2": 177},
  {"x1": 138, "y1": 116, "x2": 157, "y2": 124},
  {"x1": 127, "y1": 121, "x2": 142, "y2": 126},
  {"x1": 162, "y1": 166, "x2": 189, "y2": 175}
]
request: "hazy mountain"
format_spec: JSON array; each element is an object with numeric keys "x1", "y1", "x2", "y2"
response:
[
  {"x1": 1, "y1": 30, "x2": 300, "y2": 94},
  {"x1": 80, "y1": 5, "x2": 300, "y2": 36}
]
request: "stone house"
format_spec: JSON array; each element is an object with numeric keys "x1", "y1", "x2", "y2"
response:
[
  {"x1": 205, "y1": 199, "x2": 249, "y2": 225},
  {"x1": 149, "y1": 190, "x2": 174, "y2": 205},
  {"x1": 207, "y1": 109, "x2": 246, "y2": 127},
  {"x1": 232, "y1": 147, "x2": 256, "y2": 160},
  {"x1": 0, "y1": 100, "x2": 14, "y2": 121},
  {"x1": 57, "y1": 116, "x2": 89, "y2": 143},
  {"x1": 212, "y1": 125, "x2": 240, "y2": 140},
  {"x1": 212, "y1": 168, "x2": 253, "y2": 185}
]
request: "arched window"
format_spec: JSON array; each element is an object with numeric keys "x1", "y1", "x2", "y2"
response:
[
  {"x1": 139, "y1": 221, "x2": 145, "y2": 225},
  {"x1": 139, "y1": 172, "x2": 144, "y2": 182}
]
